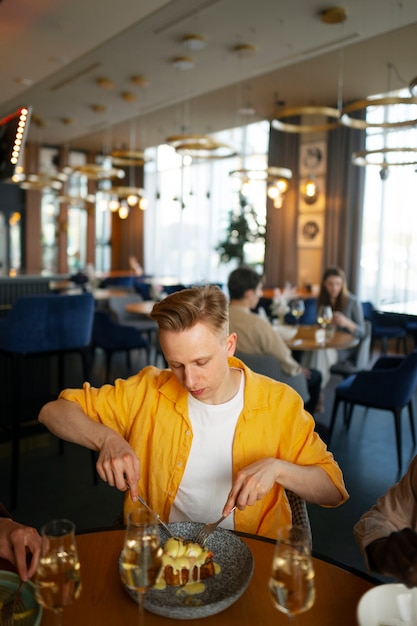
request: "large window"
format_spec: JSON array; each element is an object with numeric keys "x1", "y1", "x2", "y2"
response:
[
  {"x1": 359, "y1": 91, "x2": 417, "y2": 309},
  {"x1": 143, "y1": 121, "x2": 269, "y2": 286}
]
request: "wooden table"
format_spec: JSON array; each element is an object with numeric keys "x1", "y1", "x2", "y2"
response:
[
  {"x1": 125, "y1": 300, "x2": 156, "y2": 316},
  {"x1": 34, "y1": 529, "x2": 374, "y2": 626},
  {"x1": 285, "y1": 324, "x2": 359, "y2": 352}
]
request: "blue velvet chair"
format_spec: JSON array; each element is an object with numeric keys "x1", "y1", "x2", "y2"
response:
[
  {"x1": 92, "y1": 310, "x2": 150, "y2": 382},
  {"x1": 328, "y1": 350, "x2": 417, "y2": 470},
  {"x1": 362, "y1": 301, "x2": 407, "y2": 354},
  {"x1": 0, "y1": 293, "x2": 95, "y2": 508}
]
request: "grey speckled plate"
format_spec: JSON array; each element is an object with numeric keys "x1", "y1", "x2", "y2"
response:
[{"x1": 119, "y1": 521, "x2": 254, "y2": 620}]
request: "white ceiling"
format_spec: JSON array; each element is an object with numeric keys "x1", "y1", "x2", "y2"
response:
[{"x1": 1, "y1": 0, "x2": 417, "y2": 153}]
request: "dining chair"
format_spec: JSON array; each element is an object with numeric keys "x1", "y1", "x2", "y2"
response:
[
  {"x1": 234, "y1": 351, "x2": 309, "y2": 404},
  {"x1": 0, "y1": 292, "x2": 96, "y2": 509},
  {"x1": 362, "y1": 301, "x2": 407, "y2": 354},
  {"x1": 285, "y1": 489, "x2": 312, "y2": 549},
  {"x1": 107, "y1": 293, "x2": 159, "y2": 364},
  {"x1": 328, "y1": 350, "x2": 417, "y2": 470},
  {"x1": 329, "y1": 320, "x2": 372, "y2": 378},
  {"x1": 92, "y1": 309, "x2": 150, "y2": 382}
]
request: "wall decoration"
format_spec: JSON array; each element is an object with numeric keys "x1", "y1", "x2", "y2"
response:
[
  {"x1": 299, "y1": 175, "x2": 326, "y2": 212},
  {"x1": 297, "y1": 213, "x2": 324, "y2": 248},
  {"x1": 299, "y1": 141, "x2": 327, "y2": 177}
]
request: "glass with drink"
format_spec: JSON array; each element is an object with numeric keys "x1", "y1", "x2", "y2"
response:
[
  {"x1": 35, "y1": 519, "x2": 82, "y2": 626},
  {"x1": 120, "y1": 506, "x2": 163, "y2": 626},
  {"x1": 268, "y1": 525, "x2": 315, "y2": 621}
]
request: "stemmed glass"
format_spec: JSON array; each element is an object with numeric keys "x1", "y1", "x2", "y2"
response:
[
  {"x1": 290, "y1": 299, "x2": 305, "y2": 326},
  {"x1": 120, "y1": 507, "x2": 163, "y2": 626},
  {"x1": 316, "y1": 305, "x2": 333, "y2": 329},
  {"x1": 268, "y1": 525, "x2": 315, "y2": 622},
  {"x1": 35, "y1": 519, "x2": 82, "y2": 626}
]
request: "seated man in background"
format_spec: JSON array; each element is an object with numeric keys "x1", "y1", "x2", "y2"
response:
[
  {"x1": 227, "y1": 267, "x2": 322, "y2": 415},
  {"x1": 0, "y1": 503, "x2": 41, "y2": 580},
  {"x1": 354, "y1": 455, "x2": 417, "y2": 587},
  {"x1": 39, "y1": 285, "x2": 347, "y2": 538}
]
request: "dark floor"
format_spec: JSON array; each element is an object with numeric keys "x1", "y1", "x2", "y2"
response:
[{"x1": 1, "y1": 341, "x2": 415, "y2": 583}]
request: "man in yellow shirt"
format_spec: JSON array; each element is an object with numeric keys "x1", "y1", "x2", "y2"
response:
[{"x1": 39, "y1": 285, "x2": 348, "y2": 539}]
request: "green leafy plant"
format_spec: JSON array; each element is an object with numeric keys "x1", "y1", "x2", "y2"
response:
[{"x1": 216, "y1": 191, "x2": 266, "y2": 265}]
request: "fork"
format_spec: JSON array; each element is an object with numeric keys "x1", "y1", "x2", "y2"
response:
[
  {"x1": 194, "y1": 506, "x2": 236, "y2": 546},
  {"x1": 136, "y1": 495, "x2": 175, "y2": 537},
  {"x1": 1, "y1": 579, "x2": 24, "y2": 626}
]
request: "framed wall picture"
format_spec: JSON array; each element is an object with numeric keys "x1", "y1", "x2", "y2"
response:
[
  {"x1": 299, "y1": 141, "x2": 327, "y2": 177},
  {"x1": 297, "y1": 213, "x2": 324, "y2": 248},
  {"x1": 299, "y1": 175, "x2": 326, "y2": 212}
]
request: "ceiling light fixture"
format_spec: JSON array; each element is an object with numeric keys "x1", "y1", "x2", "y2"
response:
[
  {"x1": 71, "y1": 164, "x2": 125, "y2": 180},
  {"x1": 172, "y1": 56, "x2": 195, "y2": 71},
  {"x1": 233, "y1": 43, "x2": 256, "y2": 58},
  {"x1": 272, "y1": 105, "x2": 341, "y2": 133},
  {"x1": 131, "y1": 75, "x2": 149, "y2": 88},
  {"x1": 166, "y1": 134, "x2": 236, "y2": 159},
  {"x1": 340, "y1": 95, "x2": 417, "y2": 129},
  {"x1": 121, "y1": 91, "x2": 137, "y2": 102},
  {"x1": 91, "y1": 104, "x2": 106, "y2": 113},
  {"x1": 319, "y1": 6, "x2": 348, "y2": 24},
  {"x1": 181, "y1": 34, "x2": 206, "y2": 50},
  {"x1": 229, "y1": 166, "x2": 293, "y2": 209},
  {"x1": 110, "y1": 149, "x2": 145, "y2": 167},
  {"x1": 409, "y1": 76, "x2": 417, "y2": 97},
  {"x1": 20, "y1": 174, "x2": 64, "y2": 191},
  {"x1": 97, "y1": 77, "x2": 115, "y2": 89},
  {"x1": 352, "y1": 147, "x2": 417, "y2": 168}
]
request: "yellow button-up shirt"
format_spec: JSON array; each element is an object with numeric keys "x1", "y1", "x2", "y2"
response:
[{"x1": 60, "y1": 356, "x2": 348, "y2": 539}]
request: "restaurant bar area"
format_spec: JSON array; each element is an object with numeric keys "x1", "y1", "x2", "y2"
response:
[{"x1": 1, "y1": 2, "x2": 417, "y2": 624}]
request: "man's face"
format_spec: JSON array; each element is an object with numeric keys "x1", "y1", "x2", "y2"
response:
[
  {"x1": 159, "y1": 321, "x2": 237, "y2": 405},
  {"x1": 248, "y1": 282, "x2": 263, "y2": 309}
]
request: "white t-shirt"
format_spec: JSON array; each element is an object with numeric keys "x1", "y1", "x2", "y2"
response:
[{"x1": 169, "y1": 370, "x2": 244, "y2": 530}]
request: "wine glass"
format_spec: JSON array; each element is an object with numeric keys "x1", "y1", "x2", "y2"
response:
[
  {"x1": 35, "y1": 519, "x2": 82, "y2": 626},
  {"x1": 290, "y1": 299, "x2": 305, "y2": 326},
  {"x1": 268, "y1": 525, "x2": 315, "y2": 622},
  {"x1": 120, "y1": 507, "x2": 163, "y2": 626},
  {"x1": 316, "y1": 305, "x2": 333, "y2": 329}
]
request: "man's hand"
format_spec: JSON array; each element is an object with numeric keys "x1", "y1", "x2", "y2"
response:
[
  {"x1": 0, "y1": 519, "x2": 41, "y2": 580},
  {"x1": 223, "y1": 458, "x2": 279, "y2": 515},
  {"x1": 96, "y1": 431, "x2": 141, "y2": 502},
  {"x1": 367, "y1": 528, "x2": 417, "y2": 587}
]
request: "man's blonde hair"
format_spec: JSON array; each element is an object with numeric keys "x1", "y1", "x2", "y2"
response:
[{"x1": 150, "y1": 285, "x2": 229, "y2": 335}]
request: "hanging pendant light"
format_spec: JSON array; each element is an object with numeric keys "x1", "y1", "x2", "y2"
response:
[
  {"x1": 229, "y1": 166, "x2": 292, "y2": 208},
  {"x1": 166, "y1": 133, "x2": 236, "y2": 159},
  {"x1": 340, "y1": 95, "x2": 417, "y2": 129}
]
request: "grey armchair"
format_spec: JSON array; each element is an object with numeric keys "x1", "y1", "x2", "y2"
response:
[{"x1": 234, "y1": 351, "x2": 309, "y2": 404}]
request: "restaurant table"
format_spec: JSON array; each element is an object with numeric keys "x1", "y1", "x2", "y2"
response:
[
  {"x1": 125, "y1": 300, "x2": 156, "y2": 316},
  {"x1": 30, "y1": 528, "x2": 375, "y2": 626},
  {"x1": 285, "y1": 324, "x2": 359, "y2": 352}
]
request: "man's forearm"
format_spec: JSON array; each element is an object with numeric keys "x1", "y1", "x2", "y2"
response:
[{"x1": 39, "y1": 398, "x2": 108, "y2": 451}]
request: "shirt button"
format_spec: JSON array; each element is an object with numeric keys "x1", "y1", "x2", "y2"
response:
[
  {"x1": 185, "y1": 429, "x2": 191, "y2": 436},
  {"x1": 177, "y1": 461, "x2": 183, "y2": 468},
  {"x1": 168, "y1": 491, "x2": 173, "y2": 497}
]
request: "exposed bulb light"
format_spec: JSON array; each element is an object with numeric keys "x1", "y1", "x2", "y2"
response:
[
  {"x1": 302, "y1": 178, "x2": 319, "y2": 204},
  {"x1": 109, "y1": 198, "x2": 120, "y2": 212},
  {"x1": 127, "y1": 194, "x2": 139, "y2": 206},
  {"x1": 118, "y1": 204, "x2": 130, "y2": 219},
  {"x1": 138, "y1": 197, "x2": 148, "y2": 210}
]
